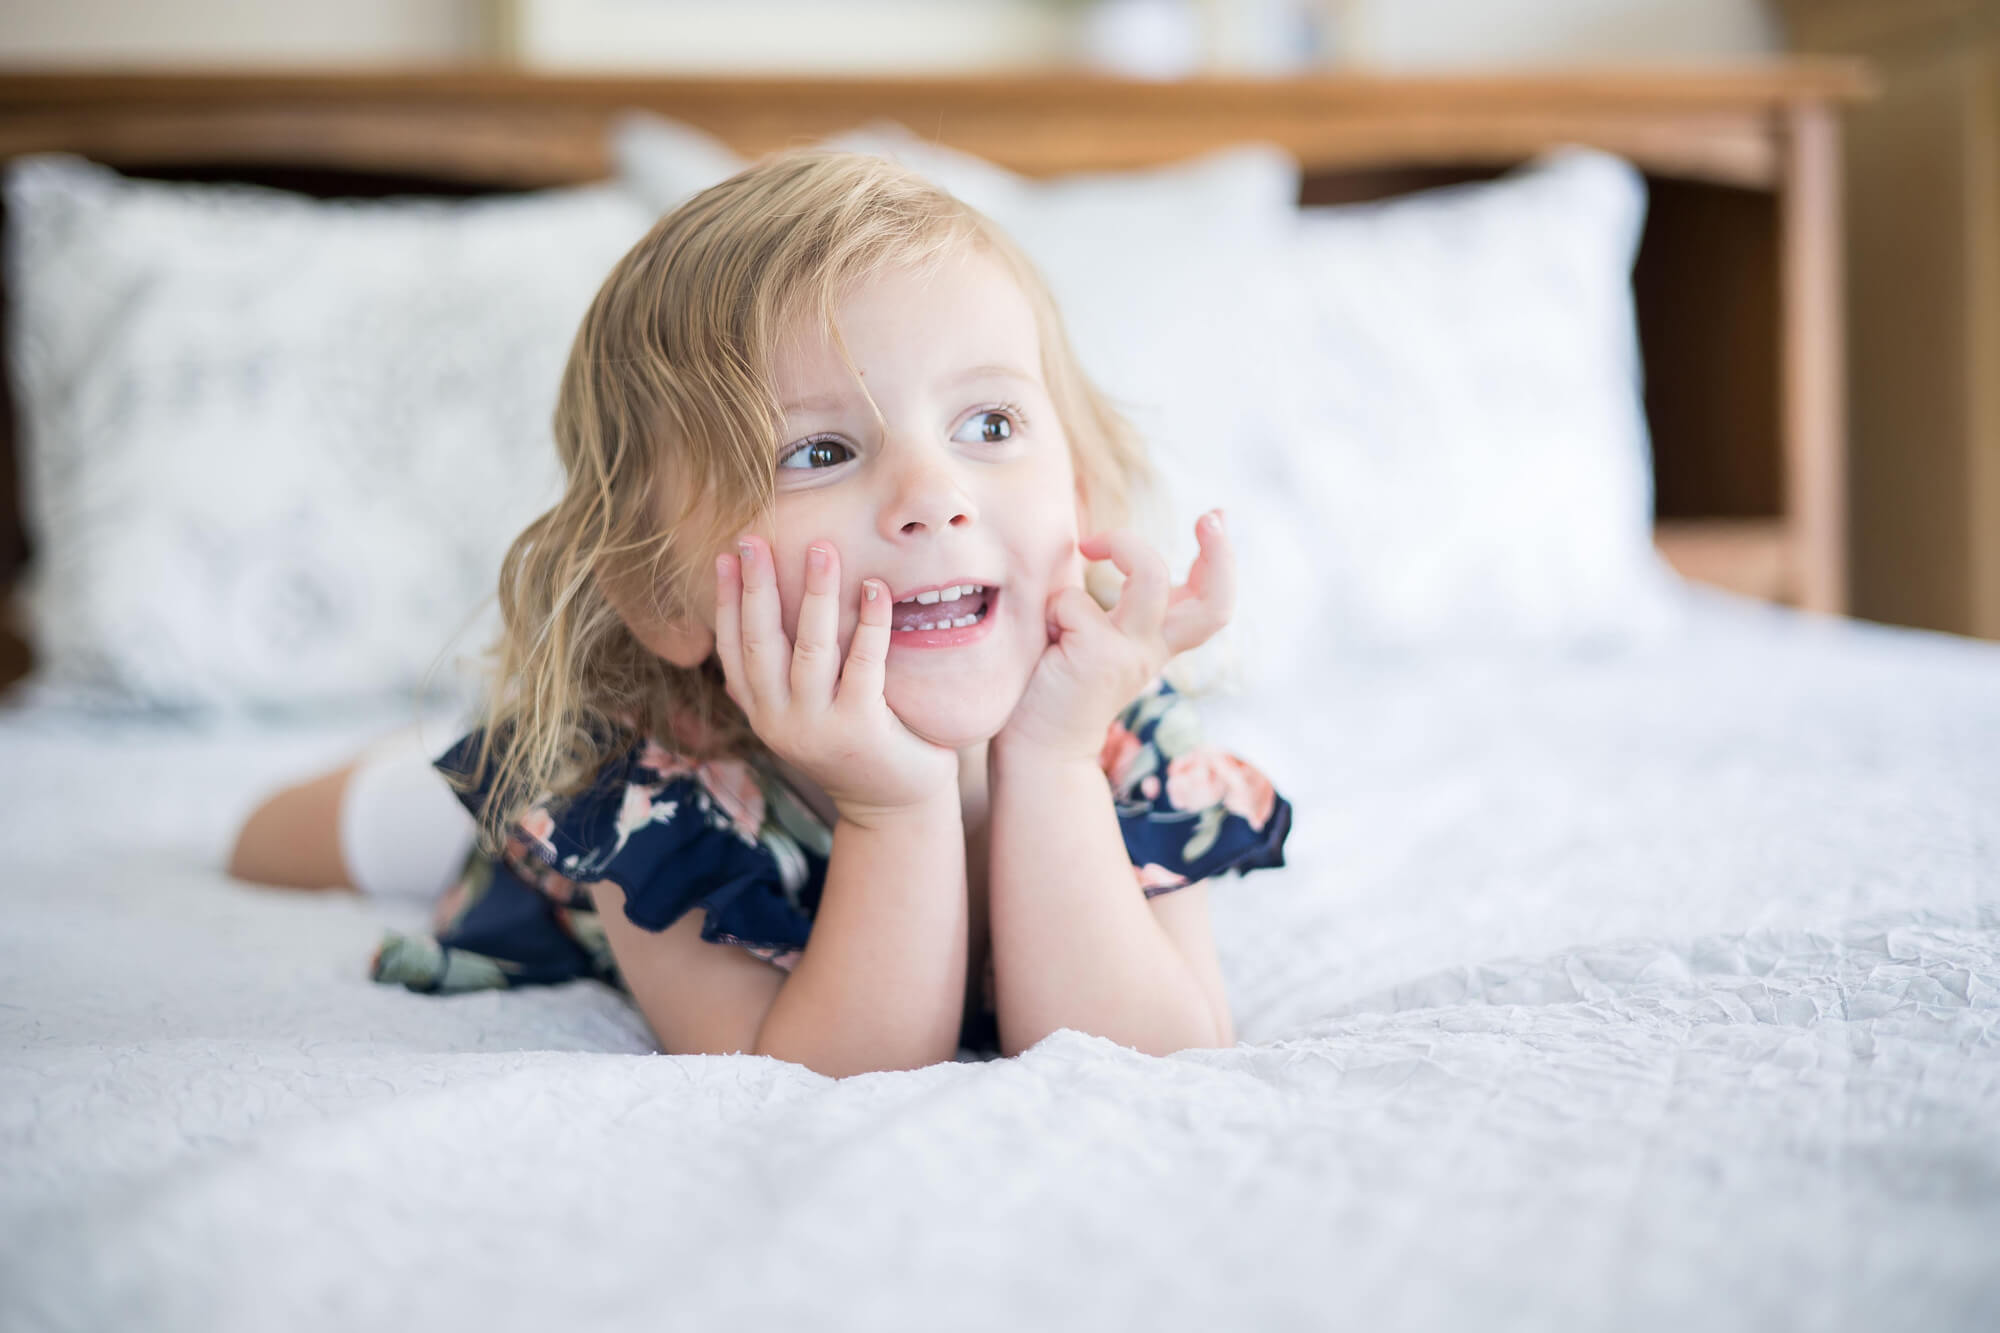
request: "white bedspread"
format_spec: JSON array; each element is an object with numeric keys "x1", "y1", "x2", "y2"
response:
[{"x1": 3, "y1": 587, "x2": 1997, "y2": 1332}]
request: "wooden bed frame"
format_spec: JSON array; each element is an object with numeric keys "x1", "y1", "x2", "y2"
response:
[{"x1": 0, "y1": 65, "x2": 1870, "y2": 688}]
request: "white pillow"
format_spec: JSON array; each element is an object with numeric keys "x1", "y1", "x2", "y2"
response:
[
  {"x1": 1242, "y1": 149, "x2": 1684, "y2": 665},
  {"x1": 617, "y1": 119, "x2": 1680, "y2": 693},
  {"x1": 1154, "y1": 148, "x2": 1685, "y2": 685},
  {"x1": 5, "y1": 154, "x2": 657, "y2": 713},
  {"x1": 613, "y1": 114, "x2": 1304, "y2": 694}
]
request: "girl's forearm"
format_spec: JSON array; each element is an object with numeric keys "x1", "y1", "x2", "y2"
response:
[
  {"x1": 753, "y1": 791, "x2": 969, "y2": 1077},
  {"x1": 985, "y1": 744, "x2": 1223, "y2": 1058}
]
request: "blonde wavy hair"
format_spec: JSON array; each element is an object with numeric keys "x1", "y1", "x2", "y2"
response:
[{"x1": 445, "y1": 148, "x2": 1156, "y2": 852}]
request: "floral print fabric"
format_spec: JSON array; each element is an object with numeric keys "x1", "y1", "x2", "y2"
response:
[{"x1": 369, "y1": 676, "x2": 1292, "y2": 1054}]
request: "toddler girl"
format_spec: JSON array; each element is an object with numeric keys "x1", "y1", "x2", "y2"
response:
[{"x1": 228, "y1": 149, "x2": 1292, "y2": 1076}]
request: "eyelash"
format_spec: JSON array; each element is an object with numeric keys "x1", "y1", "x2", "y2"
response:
[{"x1": 777, "y1": 401, "x2": 1030, "y2": 471}]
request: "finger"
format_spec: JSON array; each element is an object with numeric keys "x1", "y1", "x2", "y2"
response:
[
  {"x1": 1164, "y1": 509, "x2": 1237, "y2": 655},
  {"x1": 836, "y1": 577, "x2": 893, "y2": 710},
  {"x1": 790, "y1": 541, "x2": 841, "y2": 704},
  {"x1": 1047, "y1": 584, "x2": 1107, "y2": 643},
  {"x1": 734, "y1": 535, "x2": 789, "y2": 712},
  {"x1": 712, "y1": 551, "x2": 748, "y2": 711},
  {"x1": 1077, "y1": 529, "x2": 1170, "y2": 637}
]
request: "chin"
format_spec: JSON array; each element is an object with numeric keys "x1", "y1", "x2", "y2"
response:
[
  {"x1": 883, "y1": 676, "x2": 1023, "y2": 750},
  {"x1": 874, "y1": 584, "x2": 1047, "y2": 749}
]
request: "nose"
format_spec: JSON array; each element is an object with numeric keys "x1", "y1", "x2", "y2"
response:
[{"x1": 878, "y1": 442, "x2": 977, "y2": 538}]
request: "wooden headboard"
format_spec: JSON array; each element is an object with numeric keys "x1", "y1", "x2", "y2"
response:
[{"x1": 0, "y1": 64, "x2": 1870, "y2": 687}]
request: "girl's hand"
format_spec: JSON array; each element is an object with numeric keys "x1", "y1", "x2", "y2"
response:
[
  {"x1": 716, "y1": 536, "x2": 959, "y2": 827},
  {"x1": 996, "y1": 510, "x2": 1235, "y2": 764}
]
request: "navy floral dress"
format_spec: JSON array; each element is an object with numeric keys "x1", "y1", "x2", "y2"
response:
[{"x1": 370, "y1": 676, "x2": 1292, "y2": 1056}]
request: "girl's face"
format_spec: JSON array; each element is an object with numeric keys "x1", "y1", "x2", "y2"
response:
[{"x1": 700, "y1": 247, "x2": 1086, "y2": 750}]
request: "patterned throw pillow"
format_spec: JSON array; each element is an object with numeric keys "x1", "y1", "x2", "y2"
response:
[{"x1": 5, "y1": 154, "x2": 657, "y2": 712}]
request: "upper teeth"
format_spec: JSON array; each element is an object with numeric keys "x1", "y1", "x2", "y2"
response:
[{"x1": 906, "y1": 583, "x2": 983, "y2": 605}]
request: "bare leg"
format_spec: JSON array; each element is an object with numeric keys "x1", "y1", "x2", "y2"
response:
[{"x1": 226, "y1": 760, "x2": 363, "y2": 892}]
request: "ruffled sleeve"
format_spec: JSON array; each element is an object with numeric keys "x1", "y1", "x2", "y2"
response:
[
  {"x1": 433, "y1": 730, "x2": 823, "y2": 963},
  {"x1": 1097, "y1": 678, "x2": 1293, "y2": 898}
]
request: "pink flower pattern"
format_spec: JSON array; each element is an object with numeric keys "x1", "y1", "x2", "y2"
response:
[
  {"x1": 696, "y1": 758, "x2": 765, "y2": 843},
  {"x1": 1165, "y1": 750, "x2": 1277, "y2": 831},
  {"x1": 517, "y1": 807, "x2": 556, "y2": 856},
  {"x1": 1099, "y1": 721, "x2": 1143, "y2": 792},
  {"x1": 374, "y1": 676, "x2": 1288, "y2": 1056},
  {"x1": 635, "y1": 739, "x2": 699, "y2": 782}
]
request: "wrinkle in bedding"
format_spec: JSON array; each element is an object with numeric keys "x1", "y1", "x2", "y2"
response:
[{"x1": 2, "y1": 590, "x2": 1998, "y2": 1332}]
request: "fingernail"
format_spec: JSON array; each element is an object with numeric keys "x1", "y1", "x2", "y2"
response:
[
  {"x1": 865, "y1": 580, "x2": 879, "y2": 602},
  {"x1": 737, "y1": 539, "x2": 754, "y2": 567},
  {"x1": 1206, "y1": 510, "x2": 1224, "y2": 532},
  {"x1": 716, "y1": 553, "x2": 730, "y2": 579},
  {"x1": 808, "y1": 544, "x2": 828, "y2": 573}
]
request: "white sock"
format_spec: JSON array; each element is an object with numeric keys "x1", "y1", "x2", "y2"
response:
[{"x1": 338, "y1": 718, "x2": 480, "y2": 906}]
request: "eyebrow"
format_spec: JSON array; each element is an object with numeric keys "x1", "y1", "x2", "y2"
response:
[
  {"x1": 947, "y1": 363, "x2": 1039, "y2": 390},
  {"x1": 778, "y1": 364, "x2": 1039, "y2": 418},
  {"x1": 779, "y1": 392, "x2": 847, "y2": 416}
]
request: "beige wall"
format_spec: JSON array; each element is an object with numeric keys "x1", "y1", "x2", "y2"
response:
[
  {"x1": 502, "y1": 0, "x2": 1074, "y2": 73},
  {"x1": 0, "y1": 0, "x2": 494, "y2": 65},
  {"x1": 1347, "y1": 0, "x2": 1781, "y2": 67},
  {"x1": 0, "y1": 0, "x2": 1782, "y2": 70}
]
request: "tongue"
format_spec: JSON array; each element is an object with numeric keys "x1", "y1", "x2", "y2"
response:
[{"x1": 892, "y1": 590, "x2": 982, "y2": 631}]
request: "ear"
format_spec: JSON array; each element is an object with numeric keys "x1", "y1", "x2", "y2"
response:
[{"x1": 595, "y1": 565, "x2": 715, "y2": 669}]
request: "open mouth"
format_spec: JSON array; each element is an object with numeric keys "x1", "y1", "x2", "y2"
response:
[{"x1": 890, "y1": 583, "x2": 994, "y2": 633}]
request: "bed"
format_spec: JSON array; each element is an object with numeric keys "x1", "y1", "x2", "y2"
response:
[{"x1": 5, "y1": 66, "x2": 2000, "y2": 1333}]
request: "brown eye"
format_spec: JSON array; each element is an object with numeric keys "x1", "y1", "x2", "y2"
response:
[
  {"x1": 779, "y1": 438, "x2": 854, "y2": 471},
  {"x1": 953, "y1": 410, "x2": 1014, "y2": 446}
]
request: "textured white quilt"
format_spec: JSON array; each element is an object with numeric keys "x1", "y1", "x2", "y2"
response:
[{"x1": 2, "y1": 587, "x2": 1997, "y2": 1332}]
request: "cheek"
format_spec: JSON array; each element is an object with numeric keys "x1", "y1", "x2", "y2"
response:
[
  {"x1": 995, "y1": 536, "x2": 1082, "y2": 648},
  {"x1": 763, "y1": 539, "x2": 811, "y2": 636},
  {"x1": 772, "y1": 553, "x2": 865, "y2": 658},
  {"x1": 774, "y1": 568, "x2": 802, "y2": 639},
  {"x1": 1033, "y1": 526, "x2": 1084, "y2": 594},
  {"x1": 1001, "y1": 479, "x2": 1084, "y2": 592},
  {"x1": 765, "y1": 505, "x2": 868, "y2": 638}
]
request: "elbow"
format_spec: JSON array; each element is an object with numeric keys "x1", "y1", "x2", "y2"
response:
[
  {"x1": 1154, "y1": 1009, "x2": 1233, "y2": 1057},
  {"x1": 1149, "y1": 990, "x2": 1238, "y2": 1056},
  {"x1": 1002, "y1": 996, "x2": 1233, "y2": 1060},
  {"x1": 751, "y1": 1021, "x2": 957, "y2": 1080},
  {"x1": 1155, "y1": 984, "x2": 1236, "y2": 1055},
  {"x1": 752, "y1": 1043, "x2": 948, "y2": 1080}
]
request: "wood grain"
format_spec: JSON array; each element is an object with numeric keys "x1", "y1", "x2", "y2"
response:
[
  {"x1": 1655, "y1": 519, "x2": 1793, "y2": 602},
  {"x1": 0, "y1": 65, "x2": 1870, "y2": 188},
  {"x1": 1785, "y1": 0, "x2": 2000, "y2": 638},
  {"x1": 0, "y1": 64, "x2": 1869, "y2": 689},
  {"x1": 1780, "y1": 102, "x2": 1849, "y2": 615}
]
